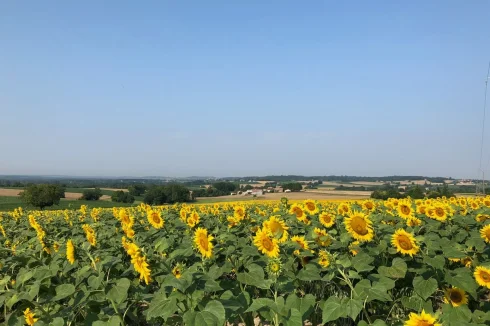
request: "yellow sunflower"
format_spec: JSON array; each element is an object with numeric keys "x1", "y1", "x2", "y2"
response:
[
  {"x1": 253, "y1": 227, "x2": 280, "y2": 258},
  {"x1": 24, "y1": 308, "x2": 38, "y2": 326},
  {"x1": 172, "y1": 264, "x2": 183, "y2": 279},
  {"x1": 313, "y1": 228, "x2": 332, "y2": 247},
  {"x1": 431, "y1": 204, "x2": 447, "y2": 222},
  {"x1": 444, "y1": 287, "x2": 468, "y2": 307},
  {"x1": 291, "y1": 235, "x2": 309, "y2": 255},
  {"x1": 391, "y1": 229, "x2": 419, "y2": 256},
  {"x1": 476, "y1": 214, "x2": 490, "y2": 222},
  {"x1": 194, "y1": 228, "x2": 214, "y2": 258},
  {"x1": 361, "y1": 200, "x2": 376, "y2": 212},
  {"x1": 349, "y1": 241, "x2": 360, "y2": 256},
  {"x1": 187, "y1": 211, "x2": 200, "y2": 228},
  {"x1": 234, "y1": 205, "x2": 246, "y2": 220},
  {"x1": 131, "y1": 255, "x2": 151, "y2": 285},
  {"x1": 344, "y1": 211, "x2": 374, "y2": 242},
  {"x1": 397, "y1": 200, "x2": 413, "y2": 219},
  {"x1": 66, "y1": 239, "x2": 75, "y2": 265},
  {"x1": 147, "y1": 210, "x2": 164, "y2": 229},
  {"x1": 263, "y1": 216, "x2": 289, "y2": 243},
  {"x1": 480, "y1": 225, "x2": 490, "y2": 243},
  {"x1": 337, "y1": 203, "x2": 351, "y2": 216},
  {"x1": 303, "y1": 199, "x2": 319, "y2": 215},
  {"x1": 474, "y1": 266, "x2": 490, "y2": 289},
  {"x1": 179, "y1": 208, "x2": 188, "y2": 223},
  {"x1": 416, "y1": 204, "x2": 427, "y2": 215},
  {"x1": 319, "y1": 212, "x2": 335, "y2": 228},
  {"x1": 289, "y1": 204, "x2": 310, "y2": 224},
  {"x1": 318, "y1": 250, "x2": 331, "y2": 268},
  {"x1": 406, "y1": 217, "x2": 422, "y2": 227},
  {"x1": 404, "y1": 310, "x2": 441, "y2": 326}
]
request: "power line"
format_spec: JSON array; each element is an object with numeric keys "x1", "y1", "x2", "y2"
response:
[{"x1": 476, "y1": 61, "x2": 490, "y2": 195}]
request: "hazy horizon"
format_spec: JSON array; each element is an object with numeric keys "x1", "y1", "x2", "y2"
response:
[{"x1": 1, "y1": 1, "x2": 490, "y2": 179}]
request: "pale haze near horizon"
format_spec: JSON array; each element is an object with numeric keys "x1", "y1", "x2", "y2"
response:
[{"x1": 1, "y1": 1, "x2": 490, "y2": 179}]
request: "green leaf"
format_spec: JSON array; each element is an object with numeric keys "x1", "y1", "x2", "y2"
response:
[
  {"x1": 445, "y1": 268, "x2": 478, "y2": 298},
  {"x1": 441, "y1": 303, "x2": 472, "y2": 325},
  {"x1": 53, "y1": 284, "x2": 75, "y2": 301},
  {"x1": 245, "y1": 298, "x2": 276, "y2": 313},
  {"x1": 203, "y1": 300, "x2": 226, "y2": 326},
  {"x1": 285, "y1": 308, "x2": 302, "y2": 326},
  {"x1": 49, "y1": 317, "x2": 65, "y2": 326},
  {"x1": 107, "y1": 316, "x2": 122, "y2": 326},
  {"x1": 401, "y1": 296, "x2": 425, "y2": 311},
  {"x1": 413, "y1": 276, "x2": 438, "y2": 300},
  {"x1": 106, "y1": 278, "x2": 130, "y2": 305},
  {"x1": 16, "y1": 270, "x2": 33, "y2": 285},
  {"x1": 236, "y1": 264, "x2": 273, "y2": 289},
  {"x1": 285, "y1": 294, "x2": 316, "y2": 320},
  {"x1": 322, "y1": 297, "x2": 346, "y2": 323},
  {"x1": 343, "y1": 298, "x2": 363, "y2": 321},
  {"x1": 351, "y1": 253, "x2": 374, "y2": 273},
  {"x1": 147, "y1": 293, "x2": 177, "y2": 320},
  {"x1": 378, "y1": 258, "x2": 407, "y2": 279},
  {"x1": 296, "y1": 264, "x2": 321, "y2": 281},
  {"x1": 368, "y1": 274, "x2": 396, "y2": 290},
  {"x1": 183, "y1": 311, "x2": 219, "y2": 326},
  {"x1": 423, "y1": 255, "x2": 445, "y2": 270}
]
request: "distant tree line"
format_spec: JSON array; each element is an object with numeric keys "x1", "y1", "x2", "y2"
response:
[
  {"x1": 371, "y1": 184, "x2": 455, "y2": 200},
  {"x1": 20, "y1": 184, "x2": 65, "y2": 210},
  {"x1": 143, "y1": 184, "x2": 191, "y2": 205},
  {"x1": 227, "y1": 175, "x2": 451, "y2": 184}
]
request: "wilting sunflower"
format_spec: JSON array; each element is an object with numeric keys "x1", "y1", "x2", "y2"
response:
[
  {"x1": 147, "y1": 210, "x2": 164, "y2": 229},
  {"x1": 266, "y1": 258, "x2": 283, "y2": 277},
  {"x1": 263, "y1": 216, "x2": 289, "y2": 243},
  {"x1": 474, "y1": 266, "x2": 490, "y2": 289},
  {"x1": 480, "y1": 225, "x2": 490, "y2": 243},
  {"x1": 66, "y1": 239, "x2": 75, "y2": 265},
  {"x1": 404, "y1": 310, "x2": 441, "y2": 326},
  {"x1": 344, "y1": 211, "x2": 374, "y2": 242},
  {"x1": 194, "y1": 228, "x2": 214, "y2": 258},
  {"x1": 397, "y1": 200, "x2": 413, "y2": 219},
  {"x1": 253, "y1": 227, "x2": 280, "y2": 258},
  {"x1": 319, "y1": 212, "x2": 335, "y2": 228},
  {"x1": 24, "y1": 308, "x2": 38, "y2": 326},
  {"x1": 444, "y1": 287, "x2": 468, "y2": 307},
  {"x1": 313, "y1": 228, "x2": 332, "y2": 247},
  {"x1": 318, "y1": 250, "x2": 331, "y2": 268},
  {"x1": 303, "y1": 199, "x2": 319, "y2": 215},
  {"x1": 391, "y1": 229, "x2": 419, "y2": 256}
]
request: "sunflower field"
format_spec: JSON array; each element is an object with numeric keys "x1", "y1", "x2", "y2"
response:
[{"x1": 1, "y1": 196, "x2": 490, "y2": 326}]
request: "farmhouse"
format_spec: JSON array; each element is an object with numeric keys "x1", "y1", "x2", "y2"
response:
[{"x1": 251, "y1": 188, "x2": 263, "y2": 196}]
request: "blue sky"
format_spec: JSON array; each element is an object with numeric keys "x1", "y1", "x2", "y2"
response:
[{"x1": 1, "y1": 1, "x2": 489, "y2": 178}]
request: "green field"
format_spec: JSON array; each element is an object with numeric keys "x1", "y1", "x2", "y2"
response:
[
  {"x1": 64, "y1": 188, "x2": 120, "y2": 196},
  {"x1": 0, "y1": 197, "x2": 136, "y2": 212}
]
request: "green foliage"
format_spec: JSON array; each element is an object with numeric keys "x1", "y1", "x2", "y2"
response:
[
  {"x1": 143, "y1": 184, "x2": 191, "y2": 204},
  {"x1": 281, "y1": 182, "x2": 302, "y2": 192},
  {"x1": 80, "y1": 188, "x2": 103, "y2": 201},
  {"x1": 111, "y1": 191, "x2": 135, "y2": 203},
  {"x1": 19, "y1": 184, "x2": 65, "y2": 209}
]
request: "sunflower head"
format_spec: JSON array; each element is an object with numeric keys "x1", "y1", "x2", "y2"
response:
[
  {"x1": 391, "y1": 229, "x2": 419, "y2": 256},
  {"x1": 303, "y1": 200, "x2": 319, "y2": 215},
  {"x1": 474, "y1": 266, "x2": 490, "y2": 289},
  {"x1": 444, "y1": 287, "x2": 468, "y2": 307},
  {"x1": 344, "y1": 212, "x2": 374, "y2": 242},
  {"x1": 253, "y1": 227, "x2": 280, "y2": 258},
  {"x1": 319, "y1": 212, "x2": 335, "y2": 228},
  {"x1": 404, "y1": 309, "x2": 441, "y2": 326},
  {"x1": 266, "y1": 258, "x2": 283, "y2": 278},
  {"x1": 194, "y1": 227, "x2": 214, "y2": 259},
  {"x1": 318, "y1": 250, "x2": 331, "y2": 268},
  {"x1": 480, "y1": 225, "x2": 490, "y2": 243},
  {"x1": 172, "y1": 263, "x2": 184, "y2": 279}
]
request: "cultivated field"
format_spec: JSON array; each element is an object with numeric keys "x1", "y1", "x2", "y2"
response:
[
  {"x1": 0, "y1": 188, "x2": 111, "y2": 200},
  {"x1": 1, "y1": 197, "x2": 489, "y2": 325}
]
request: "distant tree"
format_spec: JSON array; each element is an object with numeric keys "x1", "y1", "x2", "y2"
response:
[
  {"x1": 406, "y1": 185, "x2": 425, "y2": 199},
  {"x1": 111, "y1": 191, "x2": 135, "y2": 203},
  {"x1": 282, "y1": 182, "x2": 303, "y2": 192},
  {"x1": 144, "y1": 184, "x2": 191, "y2": 205},
  {"x1": 371, "y1": 185, "x2": 405, "y2": 200},
  {"x1": 81, "y1": 188, "x2": 103, "y2": 201},
  {"x1": 20, "y1": 184, "x2": 65, "y2": 210},
  {"x1": 128, "y1": 185, "x2": 146, "y2": 196},
  {"x1": 212, "y1": 182, "x2": 238, "y2": 194}
]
